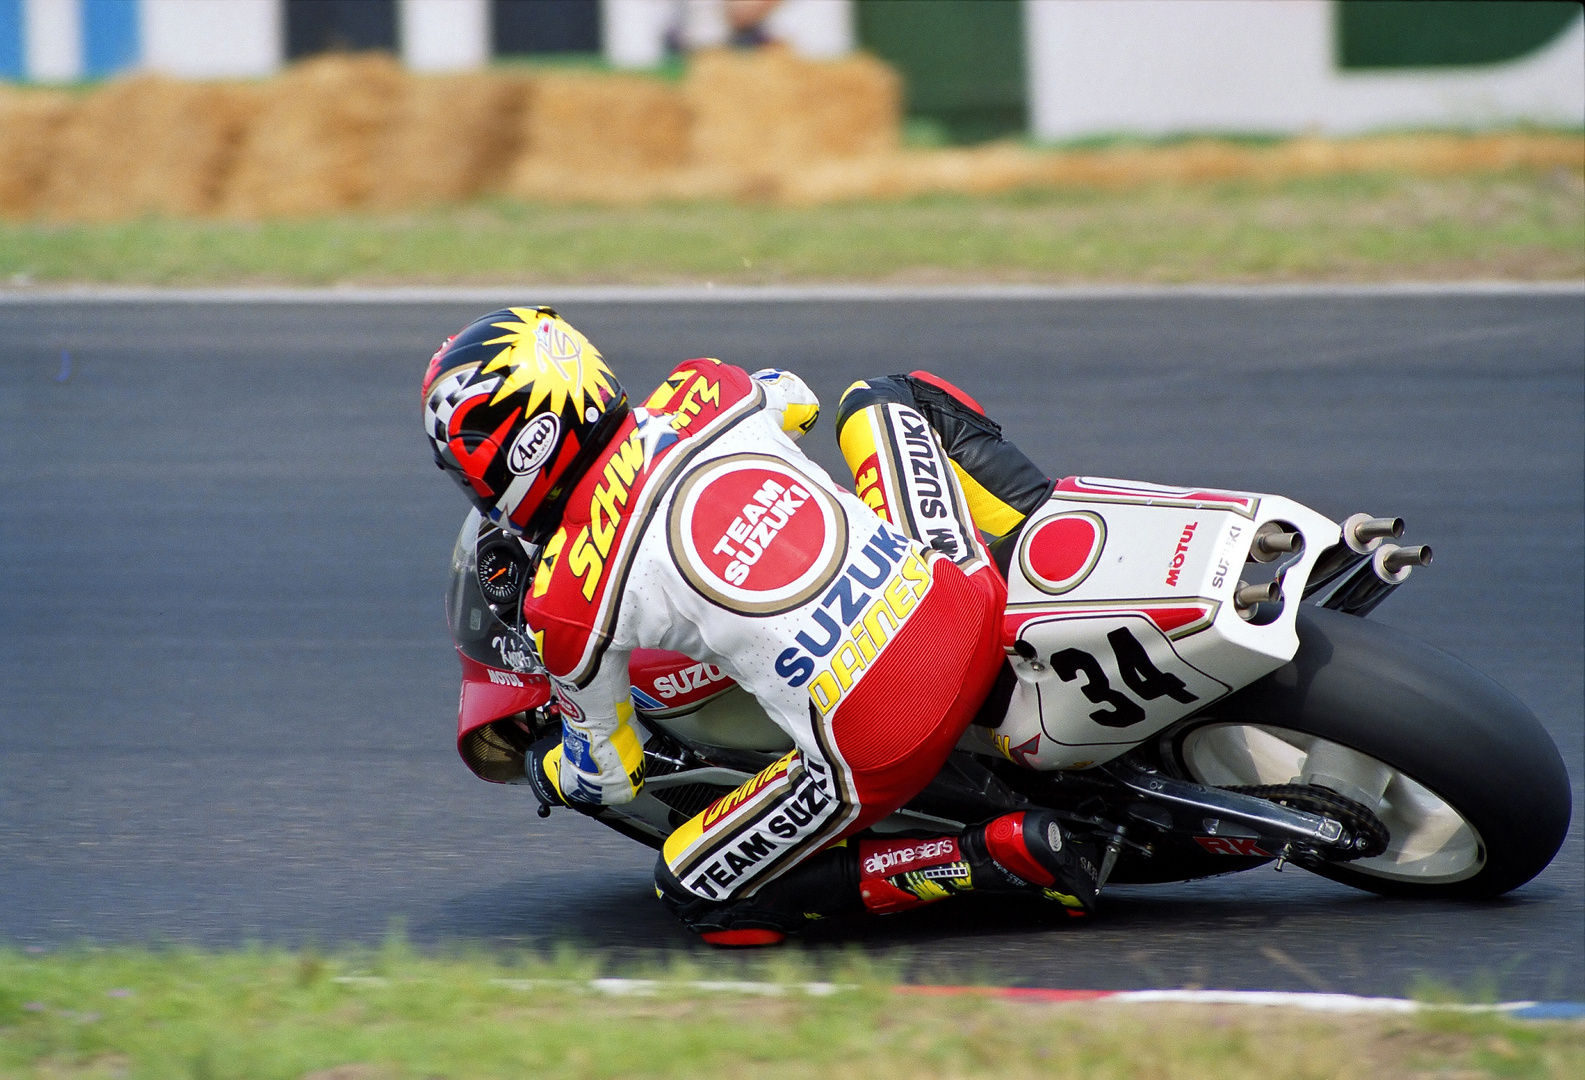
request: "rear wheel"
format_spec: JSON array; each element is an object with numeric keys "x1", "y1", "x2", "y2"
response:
[{"x1": 1163, "y1": 607, "x2": 1571, "y2": 899}]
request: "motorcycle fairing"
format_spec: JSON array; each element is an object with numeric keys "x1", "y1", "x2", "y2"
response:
[
  {"x1": 447, "y1": 509, "x2": 555, "y2": 779},
  {"x1": 629, "y1": 648, "x2": 736, "y2": 717},
  {"x1": 991, "y1": 479, "x2": 1340, "y2": 769},
  {"x1": 455, "y1": 651, "x2": 552, "y2": 782}
]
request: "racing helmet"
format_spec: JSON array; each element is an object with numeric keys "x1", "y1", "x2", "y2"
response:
[{"x1": 422, "y1": 307, "x2": 629, "y2": 543}]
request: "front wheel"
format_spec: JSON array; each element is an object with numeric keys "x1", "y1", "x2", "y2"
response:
[{"x1": 1163, "y1": 607, "x2": 1571, "y2": 899}]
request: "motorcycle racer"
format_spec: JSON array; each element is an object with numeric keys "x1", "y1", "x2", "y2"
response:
[{"x1": 423, "y1": 307, "x2": 1099, "y2": 943}]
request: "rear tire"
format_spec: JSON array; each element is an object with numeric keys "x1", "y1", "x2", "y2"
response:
[{"x1": 1164, "y1": 607, "x2": 1571, "y2": 899}]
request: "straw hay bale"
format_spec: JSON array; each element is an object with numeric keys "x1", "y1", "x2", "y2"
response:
[
  {"x1": 30, "y1": 74, "x2": 258, "y2": 221},
  {"x1": 508, "y1": 46, "x2": 902, "y2": 205},
  {"x1": 370, "y1": 72, "x2": 533, "y2": 208},
  {"x1": 529, "y1": 71, "x2": 690, "y2": 170},
  {"x1": 1014, "y1": 134, "x2": 1585, "y2": 192},
  {"x1": 222, "y1": 53, "x2": 408, "y2": 217},
  {"x1": 1269, "y1": 133, "x2": 1585, "y2": 178},
  {"x1": 0, "y1": 88, "x2": 77, "y2": 218},
  {"x1": 772, "y1": 133, "x2": 1585, "y2": 207},
  {"x1": 685, "y1": 45, "x2": 899, "y2": 170},
  {"x1": 505, "y1": 70, "x2": 690, "y2": 202},
  {"x1": 774, "y1": 145, "x2": 1041, "y2": 205},
  {"x1": 511, "y1": 161, "x2": 792, "y2": 205},
  {"x1": 7, "y1": 47, "x2": 1579, "y2": 221}
]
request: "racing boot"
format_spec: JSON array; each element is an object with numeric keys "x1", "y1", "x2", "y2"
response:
[
  {"x1": 858, "y1": 811, "x2": 1101, "y2": 917},
  {"x1": 962, "y1": 810, "x2": 1101, "y2": 915}
]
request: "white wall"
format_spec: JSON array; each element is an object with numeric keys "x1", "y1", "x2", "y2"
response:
[
  {"x1": 1026, "y1": 0, "x2": 1585, "y2": 140},
  {"x1": 603, "y1": 0, "x2": 671, "y2": 68},
  {"x1": 401, "y1": 0, "x2": 489, "y2": 73},
  {"x1": 765, "y1": 0, "x2": 853, "y2": 60},
  {"x1": 142, "y1": 0, "x2": 280, "y2": 78},
  {"x1": 24, "y1": 0, "x2": 81, "y2": 82}
]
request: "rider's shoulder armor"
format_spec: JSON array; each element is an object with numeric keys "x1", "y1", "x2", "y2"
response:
[{"x1": 521, "y1": 359, "x2": 762, "y2": 685}]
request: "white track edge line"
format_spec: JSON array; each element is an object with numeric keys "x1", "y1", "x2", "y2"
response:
[
  {"x1": 464, "y1": 978, "x2": 1574, "y2": 1015},
  {"x1": 1109, "y1": 990, "x2": 1530, "y2": 1013},
  {"x1": 1, "y1": 281, "x2": 1581, "y2": 304}
]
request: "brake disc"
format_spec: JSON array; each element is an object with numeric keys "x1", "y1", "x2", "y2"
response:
[{"x1": 1225, "y1": 783, "x2": 1390, "y2": 860}]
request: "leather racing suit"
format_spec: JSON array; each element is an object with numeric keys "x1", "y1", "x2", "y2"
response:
[{"x1": 526, "y1": 359, "x2": 1008, "y2": 931}]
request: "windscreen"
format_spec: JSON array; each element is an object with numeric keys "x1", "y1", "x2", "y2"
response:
[{"x1": 445, "y1": 510, "x2": 545, "y2": 675}]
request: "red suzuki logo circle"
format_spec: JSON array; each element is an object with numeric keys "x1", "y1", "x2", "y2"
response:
[
  {"x1": 669, "y1": 453, "x2": 848, "y2": 615},
  {"x1": 1020, "y1": 511, "x2": 1106, "y2": 594}
]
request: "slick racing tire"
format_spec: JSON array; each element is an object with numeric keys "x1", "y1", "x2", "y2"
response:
[{"x1": 1163, "y1": 606, "x2": 1571, "y2": 899}]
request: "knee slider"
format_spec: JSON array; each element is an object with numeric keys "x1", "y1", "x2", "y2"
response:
[
  {"x1": 654, "y1": 855, "x2": 738, "y2": 931},
  {"x1": 981, "y1": 811, "x2": 1060, "y2": 887},
  {"x1": 654, "y1": 847, "x2": 861, "y2": 936}
]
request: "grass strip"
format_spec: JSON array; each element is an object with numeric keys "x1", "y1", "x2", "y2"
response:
[
  {"x1": 2, "y1": 944, "x2": 1581, "y2": 1079},
  {"x1": 2, "y1": 171, "x2": 1580, "y2": 288}
]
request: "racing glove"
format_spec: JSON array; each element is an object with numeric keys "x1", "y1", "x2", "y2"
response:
[
  {"x1": 752, "y1": 368, "x2": 820, "y2": 441},
  {"x1": 525, "y1": 735, "x2": 609, "y2": 820},
  {"x1": 546, "y1": 677, "x2": 647, "y2": 807}
]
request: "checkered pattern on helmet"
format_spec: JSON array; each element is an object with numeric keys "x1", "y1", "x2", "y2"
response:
[{"x1": 424, "y1": 364, "x2": 499, "y2": 467}]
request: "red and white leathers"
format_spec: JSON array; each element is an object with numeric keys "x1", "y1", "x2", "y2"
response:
[{"x1": 527, "y1": 358, "x2": 1006, "y2": 909}]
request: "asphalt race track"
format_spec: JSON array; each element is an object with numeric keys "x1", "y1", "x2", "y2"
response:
[{"x1": 2, "y1": 291, "x2": 1581, "y2": 998}]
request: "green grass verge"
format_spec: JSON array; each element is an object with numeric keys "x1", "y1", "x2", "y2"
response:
[
  {"x1": 2, "y1": 944, "x2": 1581, "y2": 1079},
  {"x1": 2, "y1": 172, "x2": 1580, "y2": 288}
]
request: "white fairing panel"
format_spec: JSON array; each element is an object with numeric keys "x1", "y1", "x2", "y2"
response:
[{"x1": 984, "y1": 477, "x2": 1340, "y2": 770}]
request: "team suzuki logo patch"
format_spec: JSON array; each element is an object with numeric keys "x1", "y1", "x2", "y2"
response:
[
  {"x1": 668, "y1": 453, "x2": 849, "y2": 616},
  {"x1": 1019, "y1": 511, "x2": 1106, "y2": 595}
]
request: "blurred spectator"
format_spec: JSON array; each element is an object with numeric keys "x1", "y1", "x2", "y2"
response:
[
  {"x1": 669, "y1": 0, "x2": 783, "y2": 54},
  {"x1": 726, "y1": 0, "x2": 783, "y2": 47}
]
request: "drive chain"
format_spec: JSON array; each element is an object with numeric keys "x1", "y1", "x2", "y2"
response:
[{"x1": 1225, "y1": 783, "x2": 1391, "y2": 860}]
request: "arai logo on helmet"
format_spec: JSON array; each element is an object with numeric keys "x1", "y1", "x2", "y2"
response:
[{"x1": 507, "y1": 414, "x2": 560, "y2": 476}]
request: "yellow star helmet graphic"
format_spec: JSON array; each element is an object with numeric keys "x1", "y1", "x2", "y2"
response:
[{"x1": 482, "y1": 308, "x2": 620, "y2": 418}]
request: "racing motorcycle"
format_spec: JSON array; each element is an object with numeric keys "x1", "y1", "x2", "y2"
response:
[{"x1": 444, "y1": 476, "x2": 1571, "y2": 902}]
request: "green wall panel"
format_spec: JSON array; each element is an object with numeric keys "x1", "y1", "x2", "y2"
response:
[
  {"x1": 1337, "y1": 1, "x2": 1581, "y2": 69},
  {"x1": 856, "y1": 0, "x2": 1026, "y2": 143}
]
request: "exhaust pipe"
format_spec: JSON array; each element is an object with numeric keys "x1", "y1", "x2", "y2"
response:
[
  {"x1": 1379, "y1": 544, "x2": 1432, "y2": 578},
  {"x1": 1235, "y1": 579, "x2": 1282, "y2": 617},
  {"x1": 1249, "y1": 523, "x2": 1303, "y2": 563},
  {"x1": 1304, "y1": 513, "x2": 1406, "y2": 600},
  {"x1": 1322, "y1": 543, "x2": 1432, "y2": 616},
  {"x1": 1346, "y1": 515, "x2": 1404, "y2": 550}
]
